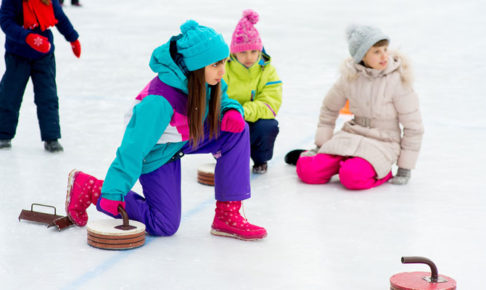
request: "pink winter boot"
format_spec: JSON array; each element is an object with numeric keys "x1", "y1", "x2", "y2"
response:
[
  {"x1": 211, "y1": 201, "x2": 267, "y2": 241},
  {"x1": 65, "y1": 169, "x2": 103, "y2": 226}
]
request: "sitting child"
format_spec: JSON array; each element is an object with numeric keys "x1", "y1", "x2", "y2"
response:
[{"x1": 292, "y1": 24, "x2": 424, "y2": 189}]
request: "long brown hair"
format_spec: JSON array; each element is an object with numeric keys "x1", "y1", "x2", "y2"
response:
[{"x1": 187, "y1": 68, "x2": 221, "y2": 147}]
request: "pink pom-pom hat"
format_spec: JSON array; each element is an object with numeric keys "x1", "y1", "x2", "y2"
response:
[{"x1": 230, "y1": 9, "x2": 263, "y2": 53}]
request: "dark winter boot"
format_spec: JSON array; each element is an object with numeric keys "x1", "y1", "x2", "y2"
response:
[
  {"x1": 284, "y1": 149, "x2": 306, "y2": 165},
  {"x1": 0, "y1": 139, "x2": 11, "y2": 149},
  {"x1": 65, "y1": 170, "x2": 103, "y2": 226},
  {"x1": 252, "y1": 163, "x2": 268, "y2": 174},
  {"x1": 44, "y1": 140, "x2": 64, "y2": 152},
  {"x1": 211, "y1": 201, "x2": 267, "y2": 240}
]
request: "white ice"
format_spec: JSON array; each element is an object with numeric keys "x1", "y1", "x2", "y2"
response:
[{"x1": 1, "y1": 0, "x2": 485, "y2": 289}]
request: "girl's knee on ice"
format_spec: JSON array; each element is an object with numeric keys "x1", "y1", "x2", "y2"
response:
[{"x1": 145, "y1": 216, "x2": 181, "y2": 237}]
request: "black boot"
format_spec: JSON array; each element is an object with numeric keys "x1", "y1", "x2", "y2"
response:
[
  {"x1": 284, "y1": 149, "x2": 306, "y2": 165},
  {"x1": 44, "y1": 140, "x2": 64, "y2": 152},
  {"x1": 0, "y1": 139, "x2": 11, "y2": 149}
]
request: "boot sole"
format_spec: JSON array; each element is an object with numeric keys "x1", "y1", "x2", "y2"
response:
[
  {"x1": 210, "y1": 228, "x2": 267, "y2": 241},
  {"x1": 65, "y1": 169, "x2": 81, "y2": 226}
]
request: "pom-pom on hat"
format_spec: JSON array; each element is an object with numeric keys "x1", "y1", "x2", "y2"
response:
[
  {"x1": 176, "y1": 20, "x2": 229, "y2": 71},
  {"x1": 346, "y1": 24, "x2": 390, "y2": 63},
  {"x1": 230, "y1": 9, "x2": 263, "y2": 53}
]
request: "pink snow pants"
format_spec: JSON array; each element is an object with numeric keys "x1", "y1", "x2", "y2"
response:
[{"x1": 296, "y1": 153, "x2": 392, "y2": 190}]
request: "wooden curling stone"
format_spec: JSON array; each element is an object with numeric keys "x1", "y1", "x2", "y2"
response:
[
  {"x1": 197, "y1": 163, "x2": 215, "y2": 186},
  {"x1": 87, "y1": 206, "x2": 146, "y2": 250}
]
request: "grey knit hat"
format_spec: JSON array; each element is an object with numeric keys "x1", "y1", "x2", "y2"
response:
[{"x1": 346, "y1": 24, "x2": 390, "y2": 63}]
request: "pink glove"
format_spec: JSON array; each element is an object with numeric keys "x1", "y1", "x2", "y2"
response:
[
  {"x1": 71, "y1": 39, "x2": 81, "y2": 58},
  {"x1": 96, "y1": 197, "x2": 126, "y2": 218},
  {"x1": 26, "y1": 33, "x2": 51, "y2": 53},
  {"x1": 221, "y1": 109, "x2": 245, "y2": 133}
]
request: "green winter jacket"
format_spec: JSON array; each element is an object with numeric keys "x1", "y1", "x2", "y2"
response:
[{"x1": 223, "y1": 51, "x2": 282, "y2": 122}]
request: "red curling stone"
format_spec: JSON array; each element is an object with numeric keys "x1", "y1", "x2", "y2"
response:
[
  {"x1": 390, "y1": 256, "x2": 456, "y2": 290},
  {"x1": 87, "y1": 206, "x2": 146, "y2": 250},
  {"x1": 197, "y1": 163, "x2": 215, "y2": 186}
]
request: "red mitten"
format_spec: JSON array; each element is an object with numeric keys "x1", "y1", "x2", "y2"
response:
[
  {"x1": 71, "y1": 39, "x2": 81, "y2": 58},
  {"x1": 26, "y1": 33, "x2": 51, "y2": 53},
  {"x1": 221, "y1": 109, "x2": 245, "y2": 133}
]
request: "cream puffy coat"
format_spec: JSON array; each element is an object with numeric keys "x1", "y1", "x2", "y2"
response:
[{"x1": 314, "y1": 52, "x2": 424, "y2": 178}]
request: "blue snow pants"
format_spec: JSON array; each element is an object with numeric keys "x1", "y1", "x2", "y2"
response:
[
  {"x1": 248, "y1": 119, "x2": 279, "y2": 165},
  {"x1": 122, "y1": 123, "x2": 251, "y2": 236},
  {"x1": 0, "y1": 52, "x2": 60, "y2": 141}
]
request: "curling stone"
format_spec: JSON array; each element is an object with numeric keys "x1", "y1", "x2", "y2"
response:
[
  {"x1": 87, "y1": 206, "x2": 146, "y2": 250},
  {"x1": 390, "y1": 256, "x2": 456, "y2": 290},
  {"x1": 197, "y1": 163, "x2": 215, "y2": 186}
]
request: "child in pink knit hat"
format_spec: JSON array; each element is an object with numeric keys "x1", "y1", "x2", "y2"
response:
[{"x1": 223, "y1": 9, "x2": 283, "y2": 174}]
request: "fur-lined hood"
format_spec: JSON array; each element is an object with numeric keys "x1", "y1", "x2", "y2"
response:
[{"x1": 340, "y1": 51, "x2": 414, "y2": 86}]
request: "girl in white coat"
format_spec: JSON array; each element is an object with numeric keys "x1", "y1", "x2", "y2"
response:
[{"x1": 294, "y1": 25, "x2": 424, "y2": 190}]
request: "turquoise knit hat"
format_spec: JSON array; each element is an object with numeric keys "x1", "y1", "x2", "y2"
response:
[
  {"x1": 346, "y1": 24, "x2": 390, "y2": 63},
  {"x1": 176, "y1": 20, "x2": 229, "y2": 71}
]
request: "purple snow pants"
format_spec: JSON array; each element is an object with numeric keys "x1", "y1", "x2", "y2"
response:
[{"x1": 123, "y1": 124, "x2": 251, "y2": 236}]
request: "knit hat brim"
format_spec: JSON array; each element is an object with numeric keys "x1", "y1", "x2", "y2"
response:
[{"x1": 230, "y1": 42, "x2": 263, "y2": 54}]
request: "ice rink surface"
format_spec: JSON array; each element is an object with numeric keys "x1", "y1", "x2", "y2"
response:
[{"x1": 1, "y1": 0, "x2": 485, "y2": 289}]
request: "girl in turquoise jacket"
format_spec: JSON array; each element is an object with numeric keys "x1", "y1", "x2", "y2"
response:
[
  {"x1": 223, "y1": 10, "x2": 283, "y2": 174},
  {"x1": 64, "y1": 20, "x2": 267, "y2": 241}
]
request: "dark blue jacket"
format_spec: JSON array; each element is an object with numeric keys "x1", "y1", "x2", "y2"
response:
[{"x1": 0, "y1": 0, "x2": 78, "y2": 60}]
